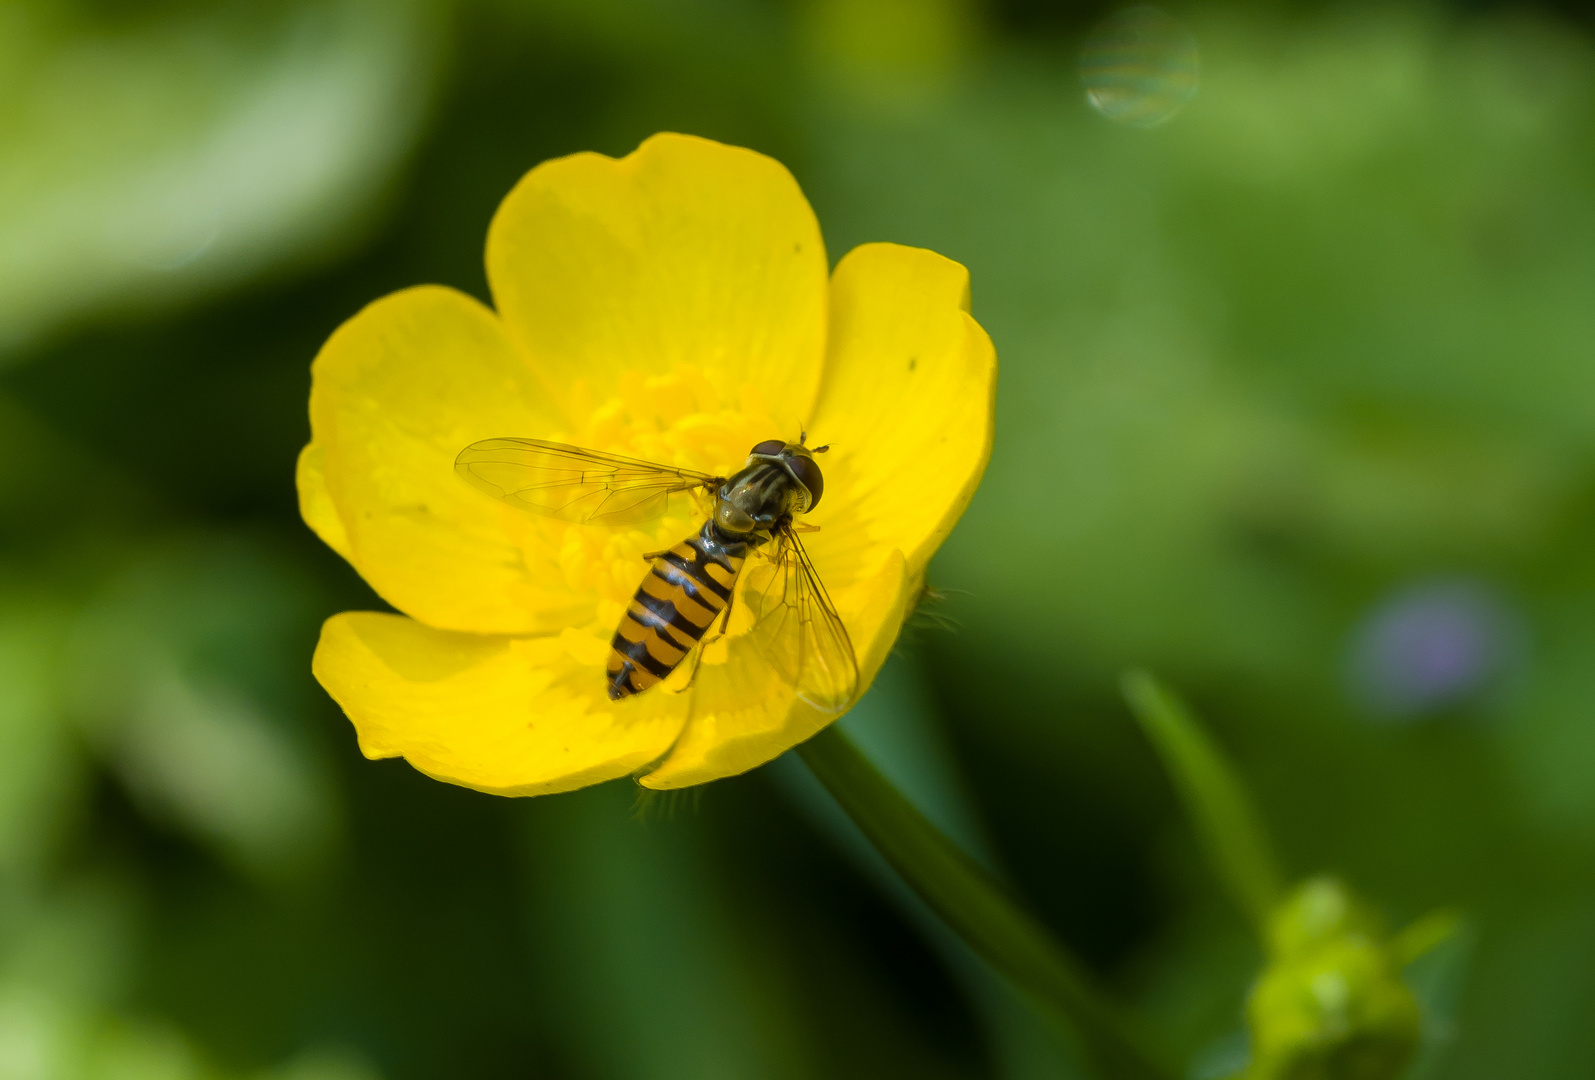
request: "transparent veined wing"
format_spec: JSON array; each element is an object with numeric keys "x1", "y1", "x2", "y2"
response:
[
  {"x1": 455, "y1": 438, "x2": 721, "y2": 527},
  {"x1": 742, "y1": 525, "x2": 860, "y2": 712}
]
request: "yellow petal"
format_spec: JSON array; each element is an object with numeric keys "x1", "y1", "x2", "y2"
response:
[
  {"x1": 805, "y1": 243, "x2": 996, "y2": 590},
  {"x1": 305, "y1": 284, "x2": 593, "y2": 635},
  {"x1": 314, "y1": 612, "x2": 689, "y2": 796},
  {"x1": 486, "y1": 133, "x2": 828, "y2": 426},
  {"x1": 639, "y1": 551, "x2": 913, "y2": 789},
  {"x1": 296, "y1": 442, "x2": 351, "y2": 561}
]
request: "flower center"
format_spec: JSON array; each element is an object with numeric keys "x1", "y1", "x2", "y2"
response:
[{"x1": 512, "y1": 364, "x2": 784, "y2": 634}]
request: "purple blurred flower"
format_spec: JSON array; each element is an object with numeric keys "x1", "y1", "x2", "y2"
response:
[{"x1": 1346, "y1": 578, "x2": 1523, "y2": 719}]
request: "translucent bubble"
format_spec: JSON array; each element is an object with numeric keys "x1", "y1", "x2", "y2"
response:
[{"x1": 1078, "y1": 5, "x2": 1200, "y2": 128}]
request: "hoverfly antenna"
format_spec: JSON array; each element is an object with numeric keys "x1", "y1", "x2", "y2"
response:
[
  {"x1": 813, "y1": 444, "x2": 830, "y2": 453},
  {"x1": 798, "y1": 428, "x2": 808, "y2": 445}
]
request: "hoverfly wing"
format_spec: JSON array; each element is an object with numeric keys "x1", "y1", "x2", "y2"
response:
[
  {"x1": 455, "y1": 438, "x2": 720, "y2": 527},
  {"x1": 742, "y1": 526, "x2": 859, "y2": 712}
]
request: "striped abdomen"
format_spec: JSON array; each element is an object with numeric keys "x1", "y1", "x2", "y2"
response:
[{"x1": 608, "y1": 523, "x2": 748, "y2": 700}]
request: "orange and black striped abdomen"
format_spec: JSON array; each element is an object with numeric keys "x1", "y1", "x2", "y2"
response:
[{"x1": 608, "y1": 524, "x2": 747, "y2": 700}]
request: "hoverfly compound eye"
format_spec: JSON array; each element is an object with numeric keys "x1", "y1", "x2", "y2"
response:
[
  {"x1": 786, "y1": 453, "x2": 824, "y2": 511},
  {"x1": 750, "y1": 439, "x2": 786, "y2": 457}
]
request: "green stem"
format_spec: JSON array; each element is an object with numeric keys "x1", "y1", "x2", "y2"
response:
[{"x1": 797, "y1": 724, "x2": 1174, "y2": 1080}]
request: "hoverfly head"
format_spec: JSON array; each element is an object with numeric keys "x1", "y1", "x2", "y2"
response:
[{"x1": 747, "y1": 438, "x2": 825, "y2": 512}]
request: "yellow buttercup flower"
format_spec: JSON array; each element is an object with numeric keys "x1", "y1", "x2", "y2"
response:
[{"x1": 297, "y1": 132, "x2": 995, "y2": 796}]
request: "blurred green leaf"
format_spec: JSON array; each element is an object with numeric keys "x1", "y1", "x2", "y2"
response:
[
  {"x1": 1390, "y1": 910, "x2": 1460, "y2": 968},
  {"x1": 0, "y1": 0, "x2": 444, "y2": 359},
  {"x1": 801, "y1": 0, "x2": 981, "y2": 104},
  {"x1": 1400, "y1": 917, "x2": 1471, "y2": 1080},
  {"x1": 522, "y1": 782, "x2": 813, "y2": 1080},
  {"x1": 0, "y1": 601, "x2": 77, "y2": 881},
  {"x1": 67, "y1": 535, "x2": 340, "y2": 883},
  {"x1": 1121, "y1": 671, "x2": 1283, "y2": 933},
  {"x1": 257, "y1": 1047, "x2": 385, "y2": 1080}
]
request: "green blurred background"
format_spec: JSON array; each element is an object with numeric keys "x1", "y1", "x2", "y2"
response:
[{"x1": 4, "y1": 0, "x2": 1595, "y2": 1076}]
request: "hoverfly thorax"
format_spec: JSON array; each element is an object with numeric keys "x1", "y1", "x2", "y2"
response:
[{"x1": 715, "y1": 439, "x2": 825, "y2": 538}]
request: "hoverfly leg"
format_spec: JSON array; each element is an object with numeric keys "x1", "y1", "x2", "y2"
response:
[
  {"x1": 672, "y1": 645, "x2": 705, "y2": 694},
  {"x1": 672, "y1": 595, "x2": 735, "y2": 696},
  {"x1": 701, "y1": 585, "x2": 735, "y2": 647},
  {"x1": 790, "y1": 522, "x2": 821, "y2": 534},
  {"x1": 640, "y1": 548, "x2": 668, "y2": 562}
]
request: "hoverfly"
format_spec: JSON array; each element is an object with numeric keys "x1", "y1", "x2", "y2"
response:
[{"x1": 454, "y1": 435, "x2": 859, "y2": 712}]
